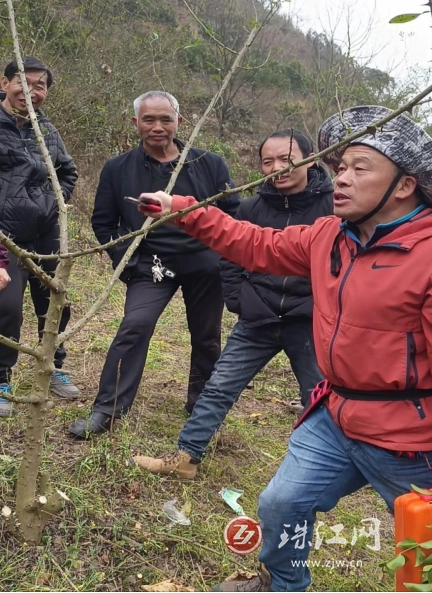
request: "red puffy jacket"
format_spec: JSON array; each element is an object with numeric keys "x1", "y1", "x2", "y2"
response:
[{"x1": 171, "y1": 196, "x2": 432, "y2": 452}]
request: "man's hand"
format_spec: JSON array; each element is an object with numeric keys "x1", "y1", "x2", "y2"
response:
[
  {"x1": 138, "y1": 191, "x2": 172, "y2": 219},
  {"x1": 0, "y1": 268, "x2": 10, "y2": 292}
]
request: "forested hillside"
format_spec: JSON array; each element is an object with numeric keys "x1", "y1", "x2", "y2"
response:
[{"x1": 0, "y1": 0, "x2": 417, "y2": 187}]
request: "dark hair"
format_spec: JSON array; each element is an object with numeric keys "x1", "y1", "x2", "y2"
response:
[
  {"x1": 4, "y1": 56, "x2": 53, "y2": 88},
  {"x1": 259, "y1": 130, "x2": 314, "y2": 160}
]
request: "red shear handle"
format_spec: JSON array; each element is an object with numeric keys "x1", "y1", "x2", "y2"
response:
[{"x1": 144, "y1": 203, "x2": 162, "y2": 213}]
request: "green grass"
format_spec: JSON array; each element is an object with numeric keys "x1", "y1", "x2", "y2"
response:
[{"x1": 0, "y1": 218, "x2": 395, "y2": 592}]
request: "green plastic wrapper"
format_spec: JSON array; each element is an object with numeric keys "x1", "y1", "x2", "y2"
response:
[{"x1": 219, "y1": 487, "x2": 245, "y2": 515}]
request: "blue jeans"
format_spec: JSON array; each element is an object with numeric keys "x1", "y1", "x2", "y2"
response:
[
  {"x1": 179, "y1": 318, "x2": 322, "y2": 460},
  {"x1": 258, "y1": 405, "x2": 432, "y2": 592}
]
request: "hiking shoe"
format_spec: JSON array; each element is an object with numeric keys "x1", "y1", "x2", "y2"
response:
[
  {"x1": 212, "y1": 565, "x2": 271, "y2": 592},
  {"x1": 132, "y1": 449, "x2": 200, "y2": 480},
  {"x1": 50, "y1": 371, "x2": 80, "y2": 399},
  {"x1": 0, "y1": 384, "x2": 12, "y2": 417}
]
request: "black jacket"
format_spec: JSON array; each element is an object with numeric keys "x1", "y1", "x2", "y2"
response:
[
  {"x1": 91, "y1": 141, "x2": 240, "y2": 277},
  {"x1": 0, "y1": 93, "x2": 78, "y2": 245},
  {"x1": 221, "y1": 164, "x2": 334, "y2": 326}
]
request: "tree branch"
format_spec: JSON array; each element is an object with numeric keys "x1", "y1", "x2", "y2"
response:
[
  {"x1": 0, "y1": 231, "x2": 61, "y2": 292},
  {"x1": 5, "y1": 0, "x2": 69, "y2": 254},
  {"x1": 50, "y1": 557, "x2": 78, "y2": 592},
  {"x1": 181, "y1": 0, "x2": 238, "y2": 55},
  {"x1": 27, "y1": 76, "x2": 432, "y2": 266},
  {"x1": 238, "y1": 49, "x2": 273, "y2": 70},
  {"x1": 0, "y1": 334, "x2": 42, "y2": 360},
  {"x1": 166, "y1": 24, "x2": 264, "y2": 194},
  {"x1": 418, "y1": 97, "x2": 432, "y2": 106},
  {"x1": 43, "y1": 489, "x2": 70, "y2": 513},
  {"x1": 1, "y1": 506, "x2": 18, "y2": 536}
]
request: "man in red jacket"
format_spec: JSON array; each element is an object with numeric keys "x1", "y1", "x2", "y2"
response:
[{"x1": 137, "y1": 106, "x2": 432, "y2": 592}]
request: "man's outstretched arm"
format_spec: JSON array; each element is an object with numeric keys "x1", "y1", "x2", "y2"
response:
[{"x1": 138, "y1": 192, "x2": 315, "y2": 278}]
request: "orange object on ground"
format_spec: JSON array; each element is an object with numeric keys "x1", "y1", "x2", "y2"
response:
[{"x1": 394, "y1": 491, "x2": 432, "y2": 591}]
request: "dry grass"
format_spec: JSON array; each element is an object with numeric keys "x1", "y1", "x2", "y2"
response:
[{"x1": 0, "y1": 215, "x2": 395, "y2": 592}]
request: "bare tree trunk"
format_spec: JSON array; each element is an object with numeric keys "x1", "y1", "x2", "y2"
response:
[{"x1": 12, "y1": 259, "x2": 72, "y2": 543}]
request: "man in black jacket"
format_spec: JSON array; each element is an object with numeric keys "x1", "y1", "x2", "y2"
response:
[
  {"x1": 69, "y1": 90, "x2": 240, "y2": 438},
  {"x1": 0, "y1": 57, "x2": 79, "y2": 417},
  {"x1": 132, "y1": 130, "x2": 334, "y2": 479}
]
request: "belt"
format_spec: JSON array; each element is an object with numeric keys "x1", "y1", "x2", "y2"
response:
[{"x1": 332, "y1": 385, "x2": 432, "y2": 402}]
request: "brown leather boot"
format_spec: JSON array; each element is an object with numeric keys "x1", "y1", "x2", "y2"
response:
[
  {"x1": 132, "y1": 449, "x2": 200, "y2": 480},
  {"x1": 211, "y1": 565, "x2": 271, "y2": 592}
]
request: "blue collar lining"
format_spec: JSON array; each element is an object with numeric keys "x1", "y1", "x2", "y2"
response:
[{"x1": 340, "y1": 205, "x2": 425, "y2": 246}]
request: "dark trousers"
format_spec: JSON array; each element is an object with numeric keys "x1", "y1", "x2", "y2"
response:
[
  {"x1": 0, "y1": 225, "x2": 70, "y2": 383},
  {"x1": 92, "y1": 267, "x2": 224, "y2": 417}
]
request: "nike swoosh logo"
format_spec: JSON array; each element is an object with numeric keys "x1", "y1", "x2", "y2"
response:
[{"x1": 371, "y1": 261, "x2": 401, "y2": 269}]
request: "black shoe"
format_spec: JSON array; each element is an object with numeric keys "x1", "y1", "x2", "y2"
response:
[
  {"x1": 185, "y1": 398, "x2": 197, "y2": 416},
  {"x1": 68, "y1": 412, "x2": 113, "y2": 439}
]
